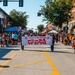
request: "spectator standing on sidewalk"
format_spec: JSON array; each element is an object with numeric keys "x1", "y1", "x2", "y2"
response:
[
  {"x1": 0, "y1": 34, "x2": 3, "y2": 47},
  {"x1": 72, "y1": 36, "x2": 75, "y2": 53},
  {"x1": 5, "y1": 34, "x2": 9, "y2": 47},
  {"x1": 14, "y1": 33, "x2": 18, "y2": 45},
  {"x1": 12, "y1": 33, "x2": 15, "y2": 45},
  {"x1": 56, "y1": 34, "x2": 58, "y2": 43},
  {"x1": 1, "y1": 33, "x2": 5, "y2": 47}
]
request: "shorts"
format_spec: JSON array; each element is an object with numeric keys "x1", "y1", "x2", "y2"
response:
[{"x1": 14, "y1": 39, "x2": 17, "y2": 41}]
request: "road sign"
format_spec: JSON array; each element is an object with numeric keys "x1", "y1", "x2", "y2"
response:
[{"x1": 53, "y1": 14, "x2": 60, "y2": 17}]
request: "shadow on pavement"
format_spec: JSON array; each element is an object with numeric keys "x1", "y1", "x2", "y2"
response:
[
  {"x1": 0, "y1": 58, "x2": 11, "y2": 60},
  {"x1": 0, "y1": 49, "x2": 12, "y2": 60},
  {"x1": 23, "y1": 49, "x2": 51, "y2": 52},
  {"x1": 0, "y1": 65, "x2": 9, "y2": 68},
  {"x1": 23, "y1": 49, "x2": 74, "y2": 54},
  {"x1": 54, "y1": 47, "x2": 72, "y2": 49},
  {"x1": 0, "y1": 48, "x2": 20, "y2": 61},
  {"x1": 7, "y1": 49, "x2": 20, "y2": 51},
  {"x1": 52, "y1": 51, "x2": 74, "y2": 54}
]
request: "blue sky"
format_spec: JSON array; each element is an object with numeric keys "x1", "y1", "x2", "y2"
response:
[{"x1": 0, "y1": 0, "x2": 47, "y2": 31}]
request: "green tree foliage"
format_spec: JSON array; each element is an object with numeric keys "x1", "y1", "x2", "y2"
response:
[
  {"x1": 40, "y1": 0, "x2": 74, "y2": 28},
  {"x1": 9, "y1": 9, "x2": 29, "y2": 28},
  {"x1": 37, "y1": 24, "x2": 44, "y2": 33},
  {"x1": 27, "y1": 29, "x2": 34, "y2": 33}
]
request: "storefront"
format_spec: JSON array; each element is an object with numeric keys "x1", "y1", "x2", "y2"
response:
[{"x1": 68, "y1": 20, "x2": 75, "y2": 34}]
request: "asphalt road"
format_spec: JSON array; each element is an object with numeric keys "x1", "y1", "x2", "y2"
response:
[{"x1": 0, "y1": 42, "x2": 75, "y2": 75}]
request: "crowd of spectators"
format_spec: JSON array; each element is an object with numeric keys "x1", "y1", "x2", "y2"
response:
[
  {"x1": 60, "y1": 33, "x2": 75, "y2": 46},
  {"x1": 0, "y1": 32, "x2": 19, "y2": 47}
]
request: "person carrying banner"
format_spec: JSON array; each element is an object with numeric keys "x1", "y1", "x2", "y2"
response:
[
  {"x1": 50, "y1": 33, "x2": 55, "y2": 52},
  {"x1": 21, "y1": 33, "x2": 28, "y2": 50}
]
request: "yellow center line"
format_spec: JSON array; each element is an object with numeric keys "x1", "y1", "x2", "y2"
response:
[
  {"x1": 0, "y1": 52, "x2": 17, "y2": 70},
  {"x1": 10, "y1": 60, "x2": 48, "y2": 68},
  {"x1": 44, "y1": 52, "x2": 60, "y2": 75}
]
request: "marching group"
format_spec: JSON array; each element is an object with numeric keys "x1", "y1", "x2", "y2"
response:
[{"x1": 0, "y1": 32, "x2": 75, "y2": 53}]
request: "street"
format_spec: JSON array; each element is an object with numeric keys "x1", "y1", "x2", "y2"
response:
[{"x1": 0, "y1": 42, "x2": 75, "y2": 75}]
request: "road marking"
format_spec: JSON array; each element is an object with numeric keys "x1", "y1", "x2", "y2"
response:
[
  {"x1": 0, "y1": 52, "x2": 17, "y2": 70},
  {"x1": 10, "y1": 60, "x2": 47, "y2": 68},
  {"x1": 13, "y1": 54, "x2": 44, "y2": 59},
  {"x1": 0, "y1": 60, "x2": 48, "y2": 70},
  {"x1": 48, "y1": 73, "x2": 54, "y2": 75},
  {"x1": 44, "y1": 52, "x2": 60, "y2": 75},
  {"x1": 48, "y1": 73, "x2": 56, "y2": 75}
]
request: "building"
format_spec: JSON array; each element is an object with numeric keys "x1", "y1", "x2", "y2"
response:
[
  {"x1": 0, "y1": 8, "x2": 11, "y2": 28},
  {"x1": 68, "y1": 3, "x2": 75, "y2": 34}
]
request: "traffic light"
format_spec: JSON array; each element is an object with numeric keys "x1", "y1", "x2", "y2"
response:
[
  {"x1": 3, "y1": 0, "x2": 8, "y2": 6},
  {"x1": 37, "y1": 12, "x2": 41, "y2": 16},
  {"x1": 19, "y1": 0, "x2": 23, "y2": 7},
  {"x1": 0, "y1": 0, "x2": 2, "y2": 2}
]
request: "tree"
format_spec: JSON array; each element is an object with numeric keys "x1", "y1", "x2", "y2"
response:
[
  {"x1": 37, "y1": 24, "x2": 44, "y2": 33},
  {"x1": 9, "y1": 9, "x2": 29, "y2": 28},
  {"x1": 40, "y1": 0, "x2": 74, "y2": 29},
  {"x1": 27, "y1": 29, "x2": 34, "y2": 33}
]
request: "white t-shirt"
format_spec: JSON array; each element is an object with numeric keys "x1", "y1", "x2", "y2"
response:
[
  {"x1": 46, "y1": 34, "x2": 52, "y2": 45},
  {"x1": 12, "y1": 34, "x2": 15, "y2": 39},
  {"x1": 22, "y1": 35, "x2": 28, "y2": 46}
]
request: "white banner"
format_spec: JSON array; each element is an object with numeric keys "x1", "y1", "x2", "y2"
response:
[{"x1": 22, "y1": 36, "x2": 52, "y2": 45}]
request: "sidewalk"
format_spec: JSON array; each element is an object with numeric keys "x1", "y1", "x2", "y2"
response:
[{"x1": 54, "y1": 42, "x2": 74, "y2": 53}]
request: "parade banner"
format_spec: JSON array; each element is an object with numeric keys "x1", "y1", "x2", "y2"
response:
[{"x1": 23, "y1": 36, "x2": 52, "y2": 45}]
